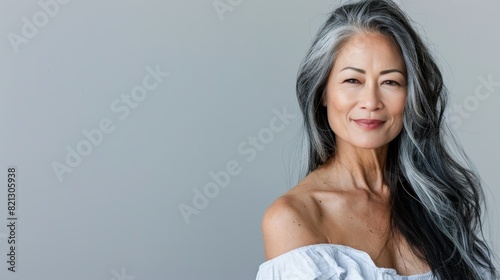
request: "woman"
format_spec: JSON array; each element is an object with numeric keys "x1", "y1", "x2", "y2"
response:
[{"x1": 255, "y1": 0, "x2": 498, "y2": 279}]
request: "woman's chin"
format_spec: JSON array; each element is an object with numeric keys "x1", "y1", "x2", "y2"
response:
[{"x1": 342, "y1": 137, "x2": 393, "y2": 150}]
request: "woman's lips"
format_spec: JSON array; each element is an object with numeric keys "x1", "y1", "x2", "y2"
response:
[{"x1": 353, "y1": 119, "x2": 385, "y2": 130}]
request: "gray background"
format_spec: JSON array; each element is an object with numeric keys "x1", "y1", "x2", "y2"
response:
[{"x1": 0, "y1": 0, "x2": 498, "y2": 279}]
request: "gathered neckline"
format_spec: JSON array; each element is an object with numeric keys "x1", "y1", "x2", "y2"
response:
[{"x1": 260, "y1": 243, "x2": 433, "y2": 278}]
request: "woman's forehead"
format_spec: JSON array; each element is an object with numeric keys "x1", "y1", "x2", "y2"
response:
[{"x1": 333, "y1": 32, "x2": 406, "y2": 74}]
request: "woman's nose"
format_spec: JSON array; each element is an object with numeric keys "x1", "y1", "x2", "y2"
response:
[{"x1": 358, "y1": 83, "x2": 383, "y2": 111}]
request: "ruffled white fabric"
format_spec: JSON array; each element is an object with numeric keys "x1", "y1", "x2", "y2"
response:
[{"x1": 255, "y1": 244, "x2": 435, "y2": 280}]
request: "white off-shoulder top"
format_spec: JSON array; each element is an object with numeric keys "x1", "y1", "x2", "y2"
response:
[{"x1": 255, "y1": 243, "x2": 436, "y2": 280}]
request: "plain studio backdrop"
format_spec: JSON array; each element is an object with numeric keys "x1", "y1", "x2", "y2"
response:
[{"x1": 0, "y1": 0, "x2": 498, "y2": 279}]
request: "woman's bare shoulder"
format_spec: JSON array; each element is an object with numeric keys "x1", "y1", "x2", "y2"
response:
[{"x1": 261, "y1": 178, "x2": 330, "y2": 260}]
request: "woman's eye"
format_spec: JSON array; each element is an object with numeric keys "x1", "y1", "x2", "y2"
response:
[
  {"x1": 383, "y1": 80, "x2": 401, "y2": 86},
  {"x1": 344, "y1": 79, "x2": 360, "y2": 84}
]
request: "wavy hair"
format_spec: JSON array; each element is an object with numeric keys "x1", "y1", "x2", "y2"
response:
[{"x1": 295, "y1": 0, "x2": 498, "y2": 279}]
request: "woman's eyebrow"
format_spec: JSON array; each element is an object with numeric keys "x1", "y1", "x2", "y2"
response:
[
  {"x1": 340, "y1": 66, "x2": 365, "y2": 74},
  {"x1": 340, "y1": 67, "x2": 405, "y2": 76},
  {"x1": 380, "y1": 69, "x2": 405, "y2": 76}
]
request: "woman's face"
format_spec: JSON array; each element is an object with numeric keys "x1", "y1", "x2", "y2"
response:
[{"x1": 323, "y1": 32, "x2": 407, "y2": 149}]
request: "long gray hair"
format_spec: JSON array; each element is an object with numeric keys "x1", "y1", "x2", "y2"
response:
[{"x1": 296, "y1": 0, "x2": 498, "y2": 279}]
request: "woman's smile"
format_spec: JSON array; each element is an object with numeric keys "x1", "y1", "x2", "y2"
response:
[{"x1": 353, "y1": 119, "x2": 386, "y2": 130}]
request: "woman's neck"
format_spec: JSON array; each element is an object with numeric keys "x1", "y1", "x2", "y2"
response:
[{"x1": 320, "y1": 138, "x2": 389, "y2": 196}]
